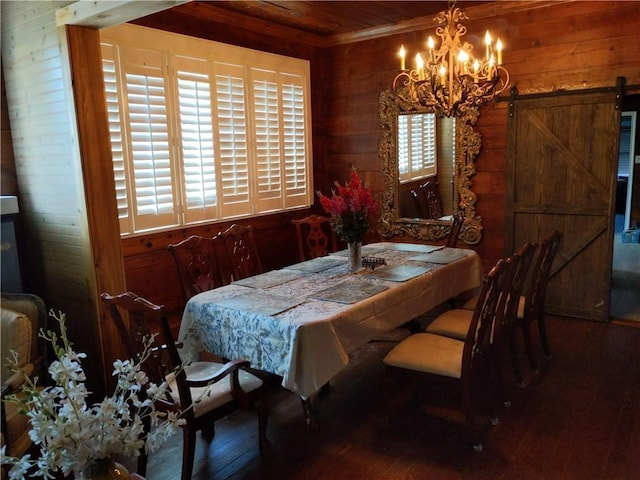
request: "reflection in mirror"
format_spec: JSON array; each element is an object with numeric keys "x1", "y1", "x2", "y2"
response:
[
  {"x1": 397, "y1": 114, "x2": 455, "y2": 220},
  {"x1": 377, "y1": 89, "x2": 483, "y2": 244}
]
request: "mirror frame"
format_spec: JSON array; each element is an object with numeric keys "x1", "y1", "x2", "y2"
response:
[{"x1": 377, "y1": 88, "x2": 483, "y2": 244}]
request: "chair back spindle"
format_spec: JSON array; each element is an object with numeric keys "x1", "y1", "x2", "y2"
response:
[
  {"x1": 220, "y1": 224, "x2": 264, "y2": 280},
  {"x1": 446, "y1": 212, "x2": 465, "y2": 248},
  {"x1": 292, "y1": 214, "x2": 337, "y2": 262},
  {"x1": 168, "y1": 235, "x2": 225, "y2": 302},
  {"x1": 462, "y1": 259, "x2": 510, "y2": 378},
  {"x1": 420, "y1": 181, "x2": 444, "y2": 220}
]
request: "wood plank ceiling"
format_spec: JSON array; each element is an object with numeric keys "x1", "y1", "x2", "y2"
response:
[{"x1": 156, "y1": 1, "x2": 490, "y2": 46}]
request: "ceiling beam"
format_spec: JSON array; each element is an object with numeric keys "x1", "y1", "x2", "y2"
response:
[{"x1": 56, "y1": 0, "x2": 191, "y2": 29}]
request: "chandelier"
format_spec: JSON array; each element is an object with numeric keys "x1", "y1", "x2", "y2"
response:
[{"x1": 393, "y1": 1, "x2": 509, "y2": 117}]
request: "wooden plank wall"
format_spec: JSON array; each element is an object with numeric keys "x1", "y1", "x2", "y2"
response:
[
  {"x1": 317, "y1": 0, "x2": 640, "y2": 270},
  {"x1": 1, "y1": 66, "x2": 17, "y2": 196},
  {"x1": 114, "y1": 0, "x2": 640, "y2": 328}
]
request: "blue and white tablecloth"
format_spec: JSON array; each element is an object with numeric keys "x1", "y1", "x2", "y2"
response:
[{"x1": 179, "y1": 243, "x2": 482, "y2": 398}]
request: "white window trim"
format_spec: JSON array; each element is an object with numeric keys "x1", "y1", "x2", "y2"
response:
[{"x1": 100, "y1": 24, "x2": 313, "y2": 237}]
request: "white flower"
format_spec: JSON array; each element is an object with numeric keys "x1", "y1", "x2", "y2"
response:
[
  {"x1": 0, "y1": 310, "x2": 186, "y2": 480},
  {"x1": 48, "y1": 355, "x2": 84, "y2": 384}
]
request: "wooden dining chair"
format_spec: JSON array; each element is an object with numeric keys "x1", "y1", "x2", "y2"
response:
[
  {"x1": 420, "y1": 180, "x2": 444, "y2": 220},
  {"x1": 220, "y1": 224, "x2": 264, "y2": 280},
  {"x1": 382, "y1": 258, "x2": 509, "y2": 451},
  {"x1": 512, "y1": 230, "x2": 562, "y2": 384},
  {"x1": 445, "y1": 211, "x2": 464, "y2": 248},
  {"x1": 410, "y1": 188, "x2": 429, "y2": 218},
  {"x1": 292, "y1": 214, "x2": 338, "y2": 262},
  {"x1": 425, "y1": 243, "x2": 537, "y2": 400},
  {"x1": 167, "y1": 235, "x2": 226, "y2": 302},
  {"x1": 101, "y1": 291, "x2": 270, "y2": 480},
  {"x1": 499, "y1": 243, "x2": 538, "y2": 392}
]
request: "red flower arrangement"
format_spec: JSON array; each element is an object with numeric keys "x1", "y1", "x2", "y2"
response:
[{"x1": 317, "y1": 170, "x2": 377, "y2": 244}]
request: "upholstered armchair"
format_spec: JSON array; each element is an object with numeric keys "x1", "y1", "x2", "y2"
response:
[{"x1": 1, "y1": 293, "x2": 47, "y2": 461}]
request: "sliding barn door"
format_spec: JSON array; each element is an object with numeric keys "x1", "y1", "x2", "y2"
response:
[{"x1": 505, "y1": 91, "x2": 620, "y2": 322}]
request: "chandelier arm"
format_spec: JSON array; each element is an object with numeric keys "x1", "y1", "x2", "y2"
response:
[{"x1": 392, "y1": 1, "x2": 509, "y2": 117}]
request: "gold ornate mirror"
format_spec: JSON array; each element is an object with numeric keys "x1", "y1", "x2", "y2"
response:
[{"x1": 377, "y1": 88, "x2": 483, "y2": 244}]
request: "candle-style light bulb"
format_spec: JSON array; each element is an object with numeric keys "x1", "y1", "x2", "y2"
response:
[
  {"x1": 473, "y1": 59, "x2": 480, "y2": 82},
  {"x1": 416, "y1": 53, "x2": 424, "y2": 80},
  {"x1": 439, "y1": 63, "x2": 447, "y2": 86},
  {"x1": 484, "y1": 30, "x2": 492, "y2": 59},
  {"x1": 496, "y1": 38, "x2": 503, "y2": 65},
  {"x1": 399, "y1": 45, "x2": 406, "y2": 70},
  {"x1": 458, "y1": 49, "x2": 469, "y2": 75},
  {"x1": 427, "y1": 36, "x2": 435, "y2": 63}
]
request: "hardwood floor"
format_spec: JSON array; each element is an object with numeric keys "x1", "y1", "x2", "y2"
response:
[{"x1": 133, "y1": 315, "x2": 640, "y2": 480}]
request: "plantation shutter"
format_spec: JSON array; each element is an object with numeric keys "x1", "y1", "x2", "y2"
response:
[
  {"x1": 398, "y1": 115, "x2": 410, "y2": 181},
  {"x1": 250, "y1": 68, "x2": 283, "y2": 212},
  {"x1": 119, "y1": 46, "x2": 178, "y2": 231},
  {"x1": 398, "y1": 113, "x2": 437, "y2": 183},
  {"x1": 174, "y1": 56, "x2": 219, "y2": 223},
  {"x1": 281, "y1": 73, "x2": 309, "y2": 208},
  {"x1": 214, "y1": 62, "x2": 251, "y2": 218},
  {"x1": 422, "y1": 114, "x2": 437, "y2": 176},
  {"x1": 410, "y1": 115, "x2": 424, "y2": 176},
  {"x1": 101, "y1": 24, "x2": 313, "y2": 236},
  {"x1": 101, "y1": 44, "x2": 131, "y2": 235}
]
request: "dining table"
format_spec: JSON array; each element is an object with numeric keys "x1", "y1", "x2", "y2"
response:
[{"x1": 178, "y1": 242, "x2": 482, "y2": 423}]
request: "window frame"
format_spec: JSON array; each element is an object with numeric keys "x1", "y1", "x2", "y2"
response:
[{"x1": 100, "y1": 24, "x2": 313, "y2": 237}]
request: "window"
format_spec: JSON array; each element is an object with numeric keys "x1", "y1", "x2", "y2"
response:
[
  {"x1": 100, "y1": 24, "x2": 312, "y2": 236},
  {"x1": 618, "y1": 113, "x2": 633, "y2": 178},
  {"x1": 397, "y1": 112, "x2": 437, "y2": 184}
]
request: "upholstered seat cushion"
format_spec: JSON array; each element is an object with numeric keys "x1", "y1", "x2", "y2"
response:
[
  {"x1": 168, "y1": 361, "x2": 264, "y2": 417},
  {"x1": 424, "y1": 309, "x2": 473, "y2": 341},
  {"x1": 1, "y1": 294, "x2": 44, "y2": 365},
  {"x1": 2, "y1": 392, "x2": 33, "y2": 457},
  {"x1": 429, "y1": 304, "x2": 502, "y2": 344},
  {"x1": 462, "y1": 295, "x2": 477, "y2": 310},
  {"x1": 383, "y1": 333, "x2": 464, "y2": 379},
  {"x1": 1, "y1": 308, "x2": 35, "y2": 458},
  {"x1": 1, "y1": 308, "x2": 33, "y2": 387}
]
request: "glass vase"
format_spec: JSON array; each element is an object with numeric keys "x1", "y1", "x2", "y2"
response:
[
  {"x1": 76, "y1": 459, "x2": 131, "y2": 480},
  {"x1": 347, "y1": 241, "x2": 362, "y2": 272}
]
